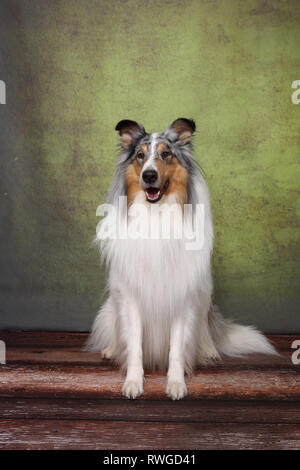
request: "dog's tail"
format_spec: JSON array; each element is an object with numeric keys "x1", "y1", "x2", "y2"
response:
[{"x1": 208, "y1": 305, "x2": 278, "y2": 357}]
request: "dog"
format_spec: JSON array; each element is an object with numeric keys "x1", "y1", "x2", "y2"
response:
[{"x1": 86, "y1": 118, "x2": 277, "y2": 400}]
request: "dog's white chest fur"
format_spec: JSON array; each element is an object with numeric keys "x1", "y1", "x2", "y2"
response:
[
  {"x1": 108, "y1": 193, "x2": 208, "y2": 308},
  {"x1": 99, "y1": 190, "x2": 213, "y2": 369}
]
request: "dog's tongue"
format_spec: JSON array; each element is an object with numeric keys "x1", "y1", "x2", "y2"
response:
[{"x1": 146, "y1": 188, "x2": 160, "y2": 201}]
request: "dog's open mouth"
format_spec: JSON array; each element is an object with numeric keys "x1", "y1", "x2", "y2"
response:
[{"x1": 145, "y1": 180, "x2": 169, "y2": 203}]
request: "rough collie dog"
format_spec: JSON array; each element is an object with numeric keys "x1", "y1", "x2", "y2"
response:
[{"x1": 87, "y1": 118, "x2": 276, "y2": 400}]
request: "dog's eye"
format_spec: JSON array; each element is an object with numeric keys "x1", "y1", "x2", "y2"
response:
[
  {"x1": 137, "y1": 152, "x2": 145, "y2": 160},
  {"x1": 161, "y1": 151, "x2": 170, "y2": 159}
]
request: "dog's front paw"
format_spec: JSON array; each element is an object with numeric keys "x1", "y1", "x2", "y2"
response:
[
  {"x1": 122, "y1": 378, "x2": 144, "y2": 399},
  {"x1": 166, "y1": 379, "x2": 187, "y2": 400},
  {"x1": 101, "y1": 347, "x2": 115, "y2": 360}
]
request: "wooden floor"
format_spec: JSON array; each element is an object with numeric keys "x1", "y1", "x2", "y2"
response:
[{"x1": 0, "y1": 332, "x2": 299, "y2": 450}]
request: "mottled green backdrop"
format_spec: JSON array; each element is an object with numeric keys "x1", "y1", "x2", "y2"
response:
[{"x1": 0, "y1": 0, "x2": 299, "y2": 331}]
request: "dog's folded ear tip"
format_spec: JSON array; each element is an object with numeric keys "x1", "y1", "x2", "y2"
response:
[
  {"x1": 115, "y1": 120, "x2": 145, "y2": 147},
  {"x1": 187, "y1": 118, "x2": 196, "y2": 132},
  {"x1": 168, "y1": 118, "x2": 196, "y2": 144},
  {"x1": 115, "y1": 119, "x2": 142, "y2": 132},
  {"x1": 115, "y1": 120, "x2": 136, "y2": 132},
  {"x1": 172, "y1": 118, "x2": 196, "y2": 132},
  {"x1": 115, "y1": 121, "x2": 123, "y2": 131}
]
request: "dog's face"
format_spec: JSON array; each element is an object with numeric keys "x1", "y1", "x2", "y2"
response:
[{"x1": 115, "y1": 118, "x2": 196, "y2": 206}]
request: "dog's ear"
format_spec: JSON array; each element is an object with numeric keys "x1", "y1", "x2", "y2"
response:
[
  {"x1": 168, "y1": 118, "x2": 196, "y2": 144},
  {"x1": 115, "y1": 120, "x2": 145, "y2": 148}
]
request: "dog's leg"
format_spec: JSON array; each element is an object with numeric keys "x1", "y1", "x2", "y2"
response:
[
  {"x1": 120, "y1": 294, "x2": 144, "y2": 399},
  {"x1": 166, "y1": 315, "x2": 187, "y2": 400},
  {"x1": 197, "y1": 300, "x2": 220, "y2": 365},
  {"x1": 100, "y1": 297, "x2": 118, "y2": 359}
]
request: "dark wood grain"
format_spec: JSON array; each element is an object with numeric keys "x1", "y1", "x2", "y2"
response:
[
  {"x1": 0, "y1": 331, "x2": 87, "y2": 348},
  {"x1": 0, "y1": 419, "x2": 300, "y2": 450},
  {"x1": 0, "y1": 363, "x2": 299, "y2": 400},
  {"x1": 0, "y1": 331, "x2": 298, "y2": 350},
  {"x1": 6, "y1": 347, "x2": 106, "y2": 366},
  {"x1": 5, "y1": 346, "x2": 294, "y2": 368},
  {"x1": 0, "y1": 397, "x2": 300, "y2": 423}
]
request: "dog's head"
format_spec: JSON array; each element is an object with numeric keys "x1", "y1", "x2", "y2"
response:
[{"x1": 115, "y1": 118, "x2": 196, "y2": 206}]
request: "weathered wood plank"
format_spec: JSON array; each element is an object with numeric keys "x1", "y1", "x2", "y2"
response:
[
  {"x1": 0, "y1": 364, "x2": 299, "y2": 401},
  {"x1": 0, "y1": 331, "x2": 298, "y2": 350},
  {"x1": 0, "y1": 331, "x2": 87, "y2": 348},
  {"x1": 0, "y1": 333, "x2": 299, "y2": 450},
  {"x1": 0, "y1": 419, "x2": 300, "y2": 449},
  {"x1": 272, "y1": 335, "x2": 300, "y2": 351},
  {"x1": 6, "y1": 347, "x2": 106, "y2": 366},
  {"x1": 0, "y1": 398, "x2": 299, "y2": 423},
  {"x1": 5, "y1": 346, "x2": 293, "y2": 368}
]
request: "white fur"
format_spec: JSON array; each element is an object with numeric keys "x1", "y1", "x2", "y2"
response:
[
  {"x1": 86, "y1": 170, "x2": 277, "y2": 400},
  {"x1": 143, "y1": 133, "x2": 158, "y2": 171}
]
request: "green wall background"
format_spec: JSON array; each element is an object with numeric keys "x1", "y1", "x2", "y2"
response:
[{"x1": 0, "y1": 0, "x2": 299, "y2": 332}]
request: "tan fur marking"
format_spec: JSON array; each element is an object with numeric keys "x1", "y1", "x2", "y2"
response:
[
  {"x1": 138, "y1": 144, "x2": 148, "y2": 155},
  {"x1": 165, "y1": 159, "x2": 188, "y2": 206},
  {"x1": 125, "y1": 163, "x2": 142, "y2": 207},
  {"x1": 125, "y1": 145, "x2": 149, "y2": 206},
  {"x1": 156, "y1": 144, "x2": 188, "y2": 207}
]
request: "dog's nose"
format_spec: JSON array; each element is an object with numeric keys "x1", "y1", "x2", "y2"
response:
[{"x1": 142, "y1": 169, "x2": 158, "y2": 184}]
